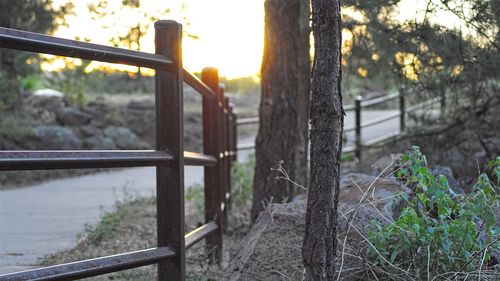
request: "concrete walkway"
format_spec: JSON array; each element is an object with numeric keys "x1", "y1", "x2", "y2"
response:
[
  {"x1": 0, "y1": 110, "x2": 399, "y2": 274},
  {"x1": 0, "y1": 166, "x2": 202, "y2": 274}
]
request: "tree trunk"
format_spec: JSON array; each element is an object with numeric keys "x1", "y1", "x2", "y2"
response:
[
  {"x1": 302, "y1": 0, "x2": 343, "y2": 280},
  {"x1": 251, "y1": 0, "x2": 310, "y2": 221}
]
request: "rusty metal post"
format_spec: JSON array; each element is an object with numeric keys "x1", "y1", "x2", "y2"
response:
[
  {"x1": 201, "y1": 67, "x2": 223, "y2": 263},
  {"x1": 354, "y1": 96, "x2": 362, "y2": 161},
  {"x1": 154, "y1": 20, "x2": 185, "y2": 281},
  {"x1": 399, "y1": 88, "x2": 406, "y2": 132}
]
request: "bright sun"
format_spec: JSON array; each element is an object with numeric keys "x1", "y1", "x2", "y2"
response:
[{"x1": 47, "y1": 0, "x2": 265, "y2": 79}]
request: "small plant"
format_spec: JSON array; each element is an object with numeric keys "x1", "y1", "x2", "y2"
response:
[
  {"x1": 186, "y1": 183, "x2": 204, "y2": 214},
  {"x1": 231, "y1": 153, "x2": 255, "y2": 207},
  {"x1": 20, "y1": 74, "x2": 41, "y2": 92},
  {"x1": 368, "y1": 147, "x2": 500, "y2": 280}
]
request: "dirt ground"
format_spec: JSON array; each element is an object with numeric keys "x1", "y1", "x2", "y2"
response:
[{"x1": 40, "y1": 187, "x2": 253, "y2": 281}]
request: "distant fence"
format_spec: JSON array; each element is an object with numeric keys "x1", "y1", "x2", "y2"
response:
[
  {"x1": 237, "y1": 91, "x2": 442, "y2": 160},
  {"x1": 0, "y1": 20, "x2": 236, "y2": 280}
]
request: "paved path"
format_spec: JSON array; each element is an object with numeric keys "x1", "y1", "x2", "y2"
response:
[
  {"x1": 0, "y1": 166, "x2": 203, "y2": 274},
  {"x1": 0, "y1": 110, "x2": 399, "y2": 274},
  {"x1": 237, "y1": 110, "x2": 401, "y2": 154}
]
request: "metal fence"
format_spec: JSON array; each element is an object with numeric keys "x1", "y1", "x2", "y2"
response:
[
  {"x1": 237, "y1": 90, "x2": 442, "y2": 160},
  {"x1": 0, "y1": 20, "x2": 236, "y2": 281}
]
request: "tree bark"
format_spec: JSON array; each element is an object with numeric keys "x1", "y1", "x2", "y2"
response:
[
  {"x1": 302, "y1": 0, "x2": 343, "y2": 280},
  {"x1": 251, "y1": 0, "x2": 310, "y2": 221}
]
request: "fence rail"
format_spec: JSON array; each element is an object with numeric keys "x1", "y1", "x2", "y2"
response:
[
  {"x1": 236, "y1": 90, "x2": 442, "y2": 160},
  {"x1": 0, "y1": 20, "x2": 236, "y2": 281}
]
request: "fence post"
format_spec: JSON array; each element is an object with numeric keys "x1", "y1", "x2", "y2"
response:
[
  {"x1": 219, "y1": 85, "x2": 228, "y2": 231},
  {"x1": 154, "y1": 20, "x2": 185, "y2": 281},
  {"x1": 399, "y1": 88, "x2": 406, "y2": 132},
  {"x1": 354, "y1": 96, "x2": 362, "y2": 160},
  {"x1": 224, "y1": 96, "x2": 232, "y2": 211},
  {"x1": 230, "y1": 103, "x2": 237, "y2": 162},
  {"x1": 201, "y1": 67, "x2": 223, "y2": 263}
]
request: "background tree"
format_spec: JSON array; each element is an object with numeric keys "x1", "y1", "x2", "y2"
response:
[
  {"x1": 0, "y1": 0, "x2": 72, "y2": 109},
  {"x1": 251, "y1": 0, "x2": 310, "y2": 221},
  {"x1": 340, "y1": 0, "x2": 500, "y2": 168},
  {"x1": 302, "y1": 0, "x2": 343, "y2": 279}
]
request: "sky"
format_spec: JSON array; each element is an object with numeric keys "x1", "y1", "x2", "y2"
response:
[
  {"x1": 49, "y1": 0, "x2": 264, "y2": 79},
  {"x1": 46, "y1": 0, "x2": 464, "y2": 79}
]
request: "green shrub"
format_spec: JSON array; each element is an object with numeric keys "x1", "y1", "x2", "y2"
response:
[{"x1": 368, "y1": 147, "x2": 500, "y2": 279}]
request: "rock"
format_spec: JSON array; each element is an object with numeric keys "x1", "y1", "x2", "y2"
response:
[
  {"x1": 371, "y1": 153, "x2": 403, "y2": 176},
  {"x1": 83, "y1": 136, "x2": 116, "y2": 150},
  {"x1": 127, "y1": 100, "x2": 154, "y2": 110},
  {"x1": 430, "y1": 165, "x2": 464, "y2": 195},
  {"x1": 79, "y1": 125, "x2": 99, "y2": 138},
  {"x1": 222, "y1": 173, "x2": 404, "y2": 281},
  {"x1": 339, "y1": 173, "x2": 408, "y2": 219},
  {"x1": 22, "y1": 95, "x2": 64, "y2": 124},
  {"x1": 103, "y1": 126, "x2": 149, "y2": 149},
  {"x1": 33, "y1": 88, "x2": 64, "y2": 98},
  {"x1": 31, "y1": 126, "x2": 83, "y2": 149},
  {"x1": 122, "y1": 106, "x2": 156, "y2": 147},
  {"x1": 56, "y1": 107, "x2": 92, "y2": 126}
]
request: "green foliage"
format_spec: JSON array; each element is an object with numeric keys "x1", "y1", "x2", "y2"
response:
[
  {"x1": 231, "y1": 154, "x2": 255, "y2": 207},
  {"x1": 220, "y1": 76, "x2": 260, "y2": 95},
  {"x1": 59, "y1": 79, "x2": 87, "y2": 108},
  {"x1": 0, "y1": 0, "x2": 73, "y2": 110},
  {"x1": 79, "y1": 206, "x2": 126, "y2": 246},
  {"x1": 186, "y1": 184, "x2": 205, "y2": 214},
  {"x1": 185, "y1": 155, "x2": 255, "y2": 215},
  {"x1": 369, "y1": 147, "x2": 500, "y2": 279},
  {"x1": 78, "y1": 197, "x2": 151, "y2": 246},
  {"x1": 20, "y1": 74, "x2": 43, "y2": 92}
]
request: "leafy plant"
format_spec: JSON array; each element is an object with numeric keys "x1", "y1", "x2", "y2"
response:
[{"x1": 368, "y1": 147, "x2": 500, "y2": 279}]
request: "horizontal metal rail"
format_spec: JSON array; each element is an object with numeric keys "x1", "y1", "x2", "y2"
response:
[
  {"x1": 360, "y1": 92, "x2": 399, "y2": 108},
  {"x1": 344, "y1": 124, "x2": 355, "y2": 132},
  {"x1": 185, "y1": 222, "x2": 219, "y2": 249},
  {"x1": 237, "y1": 142, "x2": 255, "y2": 151},
  {"x1": 184, "y1": 151, "x2": 217, "y2": 167},
  {"x1": 344, "y1": 104, "x2": 355, "y2": 111},
  {"x1": 236, "y1": 117, "x2": 259, "y2": 126},
  {"x1": 363, "y1": 130, "x2": 401, "y2": 146},
  {"x1": 0, "y1": 28, "x2": 172, "y2": 69},
  {"x1": 0, "y1": 150, "x2": 218, "y2": 171},
  {"x1": 0, "y1": 247, "x2": 175, "y2": 281},
  {"x1": 343, "y1": 146, "x2": 355, "y2": 153},
  {"x1": 0, "y1": 150, "x2": 174, "y2": 171},
  {"x1": 407, "y1": 97, "x2": 441, "y2": 113},
  {"x1": 183, "y1": 69, "x2": 217, "y2": 100},
  {"x1": 360, "y1": 111, "x2": 401, "y2": 129}
]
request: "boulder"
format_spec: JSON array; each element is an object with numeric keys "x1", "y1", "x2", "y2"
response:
[
  {"x1": 103, "y1": 126, "x2": 149, "y2": 149},
  {"x1": 222, "y1": 173, "x2": 405, "y2": 281},
  {"x1": 22, "y1": 95, "x2": 64, "y2": 124},
  {"x1": 127, "y1": 99, "x2": 154, "y2": 110},
  {"x1": 371, "y1": 153, "x2": 403, "y2": 176},
  {"x1": 83, "y1": 135, "x2": 116, "y2": 150},
  {"x1": 32, "y1": 126, "x2": 83, "y2": 149},
  {"x1": 430, "y1": 165, "x2": 464, "y2": 195},
  {"x1": 79, "y1": 125, "x2": 99, "y2": 138},
  {"x1": 56, "y1": 107, "x2": 92, "y2": 126},
  {"x1": 33, "y1": 88, "x2": 64, "y2": 98}
]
